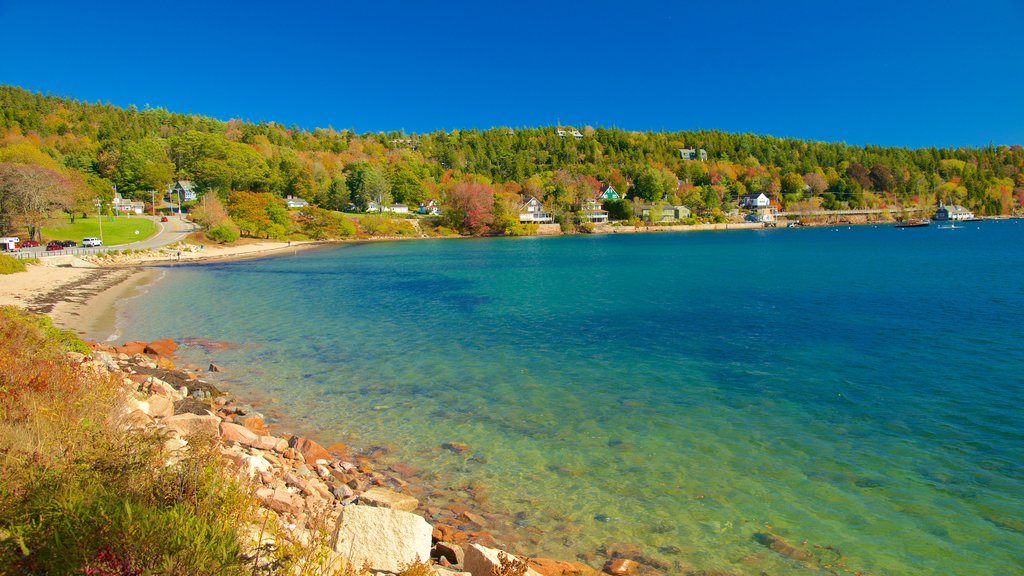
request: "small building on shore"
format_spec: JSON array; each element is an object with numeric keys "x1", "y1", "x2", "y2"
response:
[
  {"x1": 598, "y1": 185, "x2": 621, "y2": 202},
  {"x1": 418, "y1": 200, "x2": 440, "y2": 215},
  {"x1": 740, "y1": 193, "x2": 771, "y2": 209},
  {"x1": 579, "y1": 199, "x2": 609, "y2": 223},
  {"x1": 285, "y1": 195, "x2": 309, "y2": 209},
  {"x1": 168, "y1": 180, "x2": 198, "y2": 203},
  {"x1": 637, "y1": 204, "x2": 691, "y2": 223},
  {"x1": 934, "y1": 202, "x2": 974, "y2": 221},
  {"x1": 519, "y1": 195, "x2": 553, "y2": 223}
]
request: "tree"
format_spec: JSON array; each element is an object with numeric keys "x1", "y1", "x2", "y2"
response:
[
  {"x1": 114, "y1": 138, "x2": 174, "y2": 195},
  {"x1": 446, "y1": 181, "x2": 493, "y2": 234},
  {"x1": 846, "y1": 163, "x2": 872, "y2": 190},
  {"x1": 346, "y1": 163, "x2": 391, "y2": 210},
  {"x1": 803, "y1": 172, "x2": 828, "y2": 195},
  {"x1": 227, "y1": 191, "x2": 290, "y2": 239},
  {"x1": 0, "y1": 163, "x2": 69, "y2": 239},
  {"x1": 869, "y1": 164, "x2": 896, "y2": 192}
]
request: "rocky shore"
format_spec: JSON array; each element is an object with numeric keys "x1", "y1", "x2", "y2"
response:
[{"x1": 81, "y1": 337, "x2": 629, "y2": 576}]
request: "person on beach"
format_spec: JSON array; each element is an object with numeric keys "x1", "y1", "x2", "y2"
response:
[{"x1": 176, "y1": 251, "x2": 181, "y2": 261}]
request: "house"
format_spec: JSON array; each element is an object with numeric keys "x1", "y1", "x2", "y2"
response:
[
  {"x1": 556, "y1": 128, "x2": 567, "y2": 138},
  {"x1": 934, "y1": 201, "x2": 974, "y2": 221},
  {"x1": 284, "y1": 195, "x2": 309, "y2": 209},
  {"x1": 112, "y1": 193, "x2": 144, "y2": 214},
  {"x1": 388, "y1": 204, "x2": 410, "y2": 214},
  {"x1": 571, "y1": 129, "x2": 583, "y2": 140},
  {"x1": 739, "y1": 193, "x2": 771, "y2": 209},
  {"x1": 418, "y1": 200, "x2": 440, "y2": 215},
  {"x1": 519, "y1": 195, "x2": 554, "y2": 223},
  {"x1": 168, "y1": 180, "x2": 198, "y2": 202},
  {"x1": 637, "y1": 204, "x2": 690, "y2": 223},
  {"x1": 679, "y1": 148, "x2": 708, "y2": 161},
  {"x1": 746, "y1": 207, "x2": 777, "y2": 224},
  {"x1": 579, "y1": 199, "x2": 609, "y2": 223},
  {"x1": 598, "y1": 185, "x2": 621, "y2": 202}
]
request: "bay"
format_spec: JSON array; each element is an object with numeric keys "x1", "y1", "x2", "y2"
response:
[{"x1": 119, "y1": 221, "x2": 1024, "y2": 575}]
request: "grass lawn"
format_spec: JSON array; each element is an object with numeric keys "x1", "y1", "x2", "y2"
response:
[{"x1": 41, "y1": 216, "x2": 157, "y2": 246}]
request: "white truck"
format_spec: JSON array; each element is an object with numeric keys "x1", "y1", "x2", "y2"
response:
[
  {"x1": 82, "y1": 237, "x2": 102, "y2": 247},
  {"x1": 0, "y1": 237, "x2": 19, "y2": 252}
]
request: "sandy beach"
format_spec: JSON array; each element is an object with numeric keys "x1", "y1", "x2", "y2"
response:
[{"x1": 0, "y1": 240, "x2": 326, "y2": 342}]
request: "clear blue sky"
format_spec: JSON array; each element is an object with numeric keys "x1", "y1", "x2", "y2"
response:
[{"x1": 1, "y1": 0, "x2": 1022, "y2": 148}]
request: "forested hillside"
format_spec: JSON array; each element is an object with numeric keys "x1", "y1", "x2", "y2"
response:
[{"x1": 1, "y1": 85, "x2": 1021, "y2": 238}]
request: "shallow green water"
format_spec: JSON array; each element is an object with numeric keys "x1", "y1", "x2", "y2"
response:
[{"x1": 120, "y1": 223, "x2": 1024, "y2": 575}]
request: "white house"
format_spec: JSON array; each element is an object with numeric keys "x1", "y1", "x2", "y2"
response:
[
  {"x1": 418, "y1": 199, "x2": 440, "y2": 215},
  {"x1": 740, "y1": 193, "x2": 771, "y2": 209},
  {"x1": 519, "y1": 195, "x2": 554, "y2": 223},
  {"x1": 112, "y1": 192, "x2": 145, "y2": 214},
  {"x1": 580, "y1": 199, "x2": 609, "y2": 223},
  {"x1": 934, "y1": 202, "x2": 975, "y2": 221},
  {"x1": 679, "y1": 148, "x2": 708, "y2": 161},
  {"x1": 285, "y1": 195, "x2": 309, "y2": 209},
  {"x1": 168, "y1": 180, "x2": 198, "y2": 202},
  {"x1": 746, "y1": 207, "x2": 777, "y2": 224},
  {"x1": 388, "y1": 204, "x2": 410, "y2": 214}
]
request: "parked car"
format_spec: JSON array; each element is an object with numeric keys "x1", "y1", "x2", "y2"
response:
[
  {"x1": 61, "y1": 240, "x2": 77, "y2": 247},
  {"x1": 20, "y1": 239, "x2": 40, "y2": 248},
  {"x1": 82, "y1": 237, "x2": 102, "y2": 247},
  {"x1": 160, "y1": 216, "x2": 169, "y2": 222},
  {"x1": 46, "y1": 241, "x2": 64, "y2": 251}
]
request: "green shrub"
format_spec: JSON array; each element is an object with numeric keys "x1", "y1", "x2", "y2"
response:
[
  {"x1": 207, "y1": 221, "x2": 241, "y2": 243},
  {"x1": 503, "y1": 223, "x2": 538, "y2": 237},
  {"x1": 0, "y1": 308, "x2": 256, "y2": 574},
  {"x1": 0, "y1": 254, "x2": 26, "y2": 274}
]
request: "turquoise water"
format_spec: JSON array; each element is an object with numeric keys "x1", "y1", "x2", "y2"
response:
[{"x1": 120, "y1": 223, "x2": 1024, "y2": 575}]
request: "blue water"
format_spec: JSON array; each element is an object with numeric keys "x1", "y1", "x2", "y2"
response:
[{"x1": 120, "y1": 223, "x2": 1024, "y2": 575}]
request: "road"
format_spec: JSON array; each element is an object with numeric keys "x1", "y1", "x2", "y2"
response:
[{"x1": 10, "y1": 215, "x2": 199, "y2": 259}]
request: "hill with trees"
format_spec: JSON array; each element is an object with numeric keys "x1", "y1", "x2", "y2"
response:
[{"x1": 1, "y1": 85, "x2": 1021, "y2": 239}]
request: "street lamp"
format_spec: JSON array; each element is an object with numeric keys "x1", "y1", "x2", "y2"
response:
[{"x1": 94, "y1": 199, "x2": 104, "y2": 245}]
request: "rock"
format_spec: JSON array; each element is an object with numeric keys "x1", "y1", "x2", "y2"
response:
[
  {"x1": 434, "y1": 569, "x2": 472, "y2": 576},
  {"x1": 262, "y1": 487, "x2": 304, "y2": 515},
  {"x1": 442, "y1": 442, "x2": 470, "y2": 453},
  {"x1": 531, "y1": 558, "x2": 600, "y2": 576},
  {"x1": 459, "y1": 511, "x2": 486, "y2": 527},
  {"x1": 144, "y1": 338, "x2": 177, "y2": 357},
  {"x1": 162, "y1": 413, "x2": 221, "y2": 438},
  {"x1": 360, "y1": 487, "x2": 419, "y2": 512},
  {"x1": 156, "y1": 356, "x2": 175, "y2": 370},
  {"x1": 208, "y1": 363, "x2": 223, "y2": 372},
  {"x1": 464, "y1": 544, "x2": 542, "y2": 576},
  {"x1": 434, "y1": 541, "x2": 465, "y2": 566},
  {"x1": 251, "y1": 435, "x2": 282, "y2": 451},
  {"x1": 327, "y1": 442, "x2": 350, "y2": 456},
  {"x1": 603, "y1": 559, "x2": 638, "y2": 575},
  {"x1": 220, "y1": 421, "x2": 259, "y2": 446},
  {"x1": 390, "y1": 462, "x2": 419, "y2": 477},
  {"x1": 753, "y1": 533, "x2": 814, "y2": 563},
  {"x1": 173, "y1": 397, "x2": 211, "y2": 416},
  {"x1": 241, "y1": 415, "x2": 268, "y2": 435},
  {"x1": 65, "y1": 351, "x2": 86, "y2": 363},
  {"x1": 115, "y1": 341, "x2": 148, "y2": 356},
  {"x1": 146, "y1": 394, "x2": 175, "y2": 418},
  {"x1": 331, "y1": 504, "x2": 432, "y2": 574},
  {"x1": 123, "y1": 409, "x2": 153, "y2": 428},
  {"x1": 289, "y1": 436, "x2": 332, "y2": 464}
]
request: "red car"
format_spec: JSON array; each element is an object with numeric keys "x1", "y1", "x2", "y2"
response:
[
  {"x1": 161, "y1": 216, "x2": 169, "y2": 222},
  {"x1": 46, "y1": 241, "x2": 64, "y2": 251},
  {"x1": 20, "y1": 240, "x2": 39, "y2": 248}
]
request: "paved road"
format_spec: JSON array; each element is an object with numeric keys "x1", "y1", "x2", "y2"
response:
[{"x1": 10, "y1": 215, "x2": 199, "y2": 259}]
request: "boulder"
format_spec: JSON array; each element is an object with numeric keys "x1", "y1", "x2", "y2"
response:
[
  {"x1": 464, "y1": 544, "x2": 542, "y2": 576},
  {"x1": 332, "y1": 505, "x2": 432, "y2": 574},
  {"x1": 262, "y1": 487, "x2": 304, "y2": 516},
  {"x1": 220, "y1": 421, "x2": 259, "y2": 446},
  {"x1": 144, "y1": 338, "x2": 177, "y2": 357},
  {"x1": 116, "y1": 341, "x2": 148, "y2": 356},
  {"x1": 146, "y1": 394, "x2": 175, "y2": 419},
  {"x1": 162, "y1": 413, "x2": 221, "y2": 438},
  {"x1": 434, "y1": 541, "x2": 465, "y2": 566},
  {"x1": 459, "y1": 511, "x2": 486, "y2": 526},
  {"x1": 209, "y1": 363, "x2": 224, "y2": 372},
  {"x1": 359, "y1": 487, "x2": 419, "y2": 512},
  {"x1": 289, "y1": 436, "x2": 332, "y2": 464},
  {"x1": 241, "y1": 415, "x2": 268, "y2": 435}
]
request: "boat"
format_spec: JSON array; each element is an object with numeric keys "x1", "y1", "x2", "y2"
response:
[
  {"x1": 936, "y1": 223, "x2": 961, "y2": 229},
  {"x1": 894, "y1": 219, "x2": 930, "y2": 228}
]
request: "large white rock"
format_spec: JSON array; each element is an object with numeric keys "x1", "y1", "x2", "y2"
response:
[
  {"x1": 464, "y1": 544, "x2": 542, "y2": 576},
  {"x1": 331, "y1": 505, "x2": 432, "y2": 573}
]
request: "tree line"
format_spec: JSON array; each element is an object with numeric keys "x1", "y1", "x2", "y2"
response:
[{"x1": 1, "y1": 85, "x2": 1021, "y2": 239}]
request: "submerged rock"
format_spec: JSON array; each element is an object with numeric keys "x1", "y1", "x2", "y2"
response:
[
  {"x1": 752, "y1": 533, "x2": 813, "y2": 563},
  {"x1": 360, "y1": 487, "x2": 419, "y2": 512}
]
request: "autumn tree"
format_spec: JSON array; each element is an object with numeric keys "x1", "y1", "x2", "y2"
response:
[
  {"x1": 446, "y1": 181, "x2": 494, "y2": 235},
  {"x1": 802, "y1": 172, "x2": 828, "y2": 195},
  {"x1": 869, "y1": 164, "x2": 896, "y2": 192},
  {"x1": 227, "y1": 191, "x2": 290, "y2": 239},
  {"x1": 0, "y1": 163, "x2": 70, "y2": 239},
  {"x1": 115, "y1": 138, "x2": 174, "y2": 196}
]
